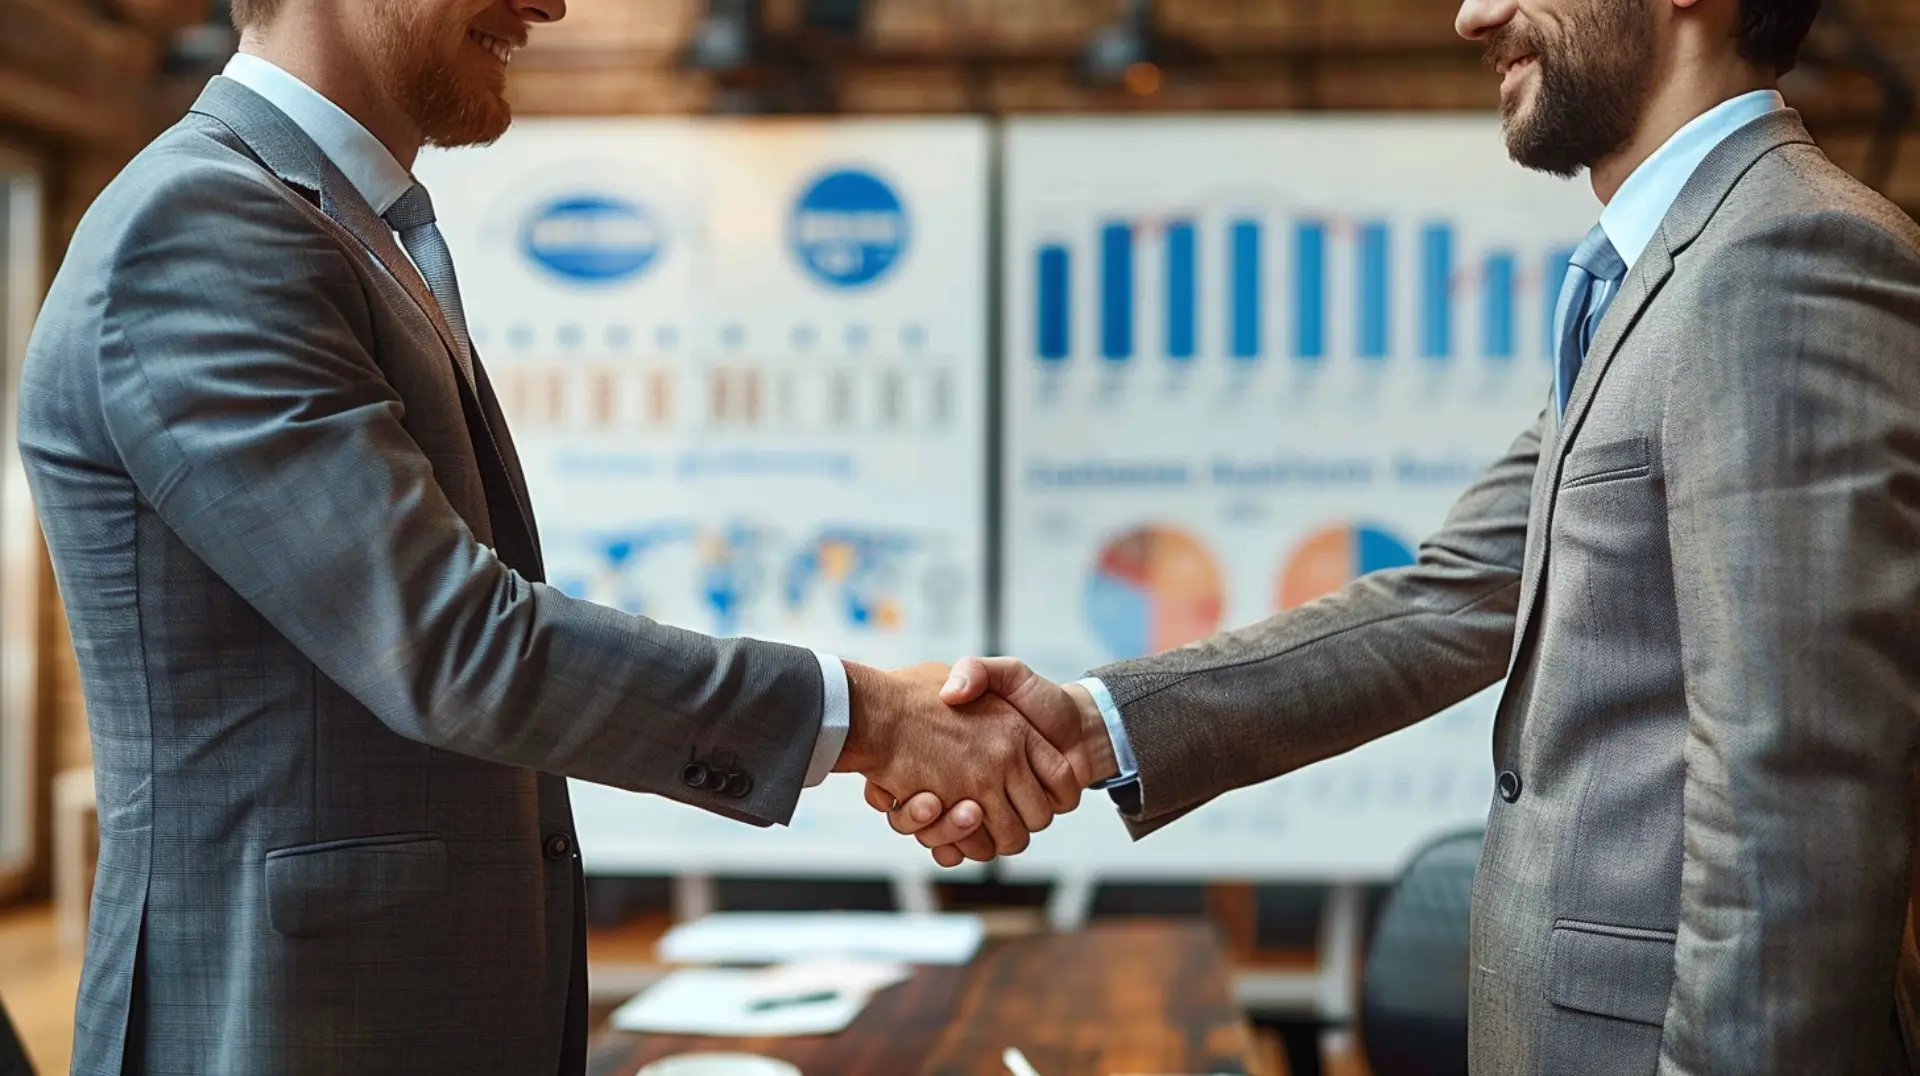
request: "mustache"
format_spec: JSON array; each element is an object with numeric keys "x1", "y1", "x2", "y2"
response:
[{"x1": 1482, "y1": 24, "x2": 1542, "y2": 71}]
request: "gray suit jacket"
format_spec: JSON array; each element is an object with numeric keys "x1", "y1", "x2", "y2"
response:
[
  {"x1": 1096, "y1": 110, "x2": 1920, "y2": 1073},
  {"x1": 21, "y1": 78, "x2": 828, "y2": 1075}
]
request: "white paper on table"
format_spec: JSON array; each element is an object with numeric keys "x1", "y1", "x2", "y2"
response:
[
  {"x1": 610, "y1": 969, "x2": 872, "y2": 1037},
  {"x1": 739, "y1": 959, "x2": 912, "y2": 1004},
  {"x1": 657, "y1": 912, "x2": 984, "y2": 966}
]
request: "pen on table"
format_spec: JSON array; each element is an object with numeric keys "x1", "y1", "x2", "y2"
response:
[
  {"x1": 746, "y1": 990, "x2": 840, "y2": 1012},
  {"x1": 1002, "y1": 1047, "x2": 1042, "y2": 1076}
]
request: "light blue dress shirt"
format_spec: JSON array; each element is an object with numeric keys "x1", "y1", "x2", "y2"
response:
[
  {"x1": 1087, "y1": 88, "x2": 1786, "y2": 794},
  {"x1": 219, "y1": 53, "x2": 852, "y2": 786}
]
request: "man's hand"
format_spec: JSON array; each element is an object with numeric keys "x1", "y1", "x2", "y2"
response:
[
  {"x1": 837, "y1": 661, "x2": 1083, "y2": 857},
  {"x1": 863, "y1": 657, "x2": 1118, "y2": 867}
]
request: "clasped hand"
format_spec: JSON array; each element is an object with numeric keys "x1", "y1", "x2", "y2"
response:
[{"x1": 838, "y1": 658, "x2": 1116, "y2": 867}]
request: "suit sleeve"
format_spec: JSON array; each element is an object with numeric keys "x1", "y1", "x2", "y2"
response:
[
  {"x1": 1091, "y1": 404, "x2": 1544, "y2": 832},
  {"x1": 1656, "y1": 211, "x2": 1920, "y2": 1072},
  {"x1": 94, "y1": 161, "x2": 824, "y2": 827}
]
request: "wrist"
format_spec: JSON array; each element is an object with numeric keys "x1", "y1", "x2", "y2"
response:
[
  {"x1": 1062, "y1": 681, "x2": 1120, "y2": 786},
  {"x1": 836, "y1": 661, "x2": 892, "y2": 775}
]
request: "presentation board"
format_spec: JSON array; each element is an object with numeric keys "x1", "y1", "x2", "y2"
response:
[
  {"x1": 415, "y1": 118, "x2": 991, "y2": 877},
  {"x1": 998, "y1": 116, "x2": 1599, "y2": 881}
]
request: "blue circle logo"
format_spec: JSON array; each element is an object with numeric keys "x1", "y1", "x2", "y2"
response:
[
  {"x1": 522, "y1": 195, "x2": 664, "y2": 285},
  {"x1": 789, "y1": 169, "x2": 909, "y2": 289}
]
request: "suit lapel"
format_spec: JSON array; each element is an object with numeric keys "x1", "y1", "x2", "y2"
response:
[
  {"x1": 188, "y1": 79, "x2": 478, "y2": 398},
  {"x1": 1508, "y1": 250, "x2": 1673, "y2": 652},
  {"x1": 1505, "y1": 108, "x2": 1819, "y2": 667},
  {"x1": 187, "y1": 77, "x2": 540, "y2": 561},
  {"x1": 320, "y1": 179, "x2": 481, "y2": 396}
]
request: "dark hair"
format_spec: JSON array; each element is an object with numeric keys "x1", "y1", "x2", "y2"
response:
[
  {"x1": 229, "y1": 0, "x2": 282, "y2": 30},
  {"x1": 1736, "y1": 0, "x2": 1823, "y2": 75}
]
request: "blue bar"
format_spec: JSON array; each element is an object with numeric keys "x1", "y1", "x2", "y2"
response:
[
  {"x1": 1037, "y1": 244, "x2": 1070, "y2": 362},
  {"x1": 1165, "y1": 221, "x2": 1197, "y2": 361},
  {"x1": 1484, "y1": 251, "x2": 1517, "y2": 360},
  {"x1": 1232, "y1": 220, "x2": 1262, "y2": 360},
  {"x1": 1294, "y1": 221, "x2": 1325, "y2": 361},
  {"x1": 1421, "y1": 223, "x2": 1454, "y2": 360},
  {"x1": 1545, "y1": 246, "x2": 1576, "y2": 359},
  {"x1": 1358, "y1": 221, "x2": 1390, "y2": 360},
  {"x1": 1101, "y1": 222, "x2": 1134, "y2": 362}
]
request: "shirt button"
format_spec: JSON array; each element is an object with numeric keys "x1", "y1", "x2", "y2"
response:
[
  {"x1": 543, "y1": 834, "x2": 573, "y2": 861},
  {"x1": 1497, "y1": 771, "x2": 1524, "y2": 803}
]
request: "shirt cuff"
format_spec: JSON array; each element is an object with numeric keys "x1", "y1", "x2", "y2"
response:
[
  {"x1": 1074, "y1": 676, "x2": 1139, "y2": 789},
  {"x1": 805, "y1": 653, "x2": 850, "y2": 788}
]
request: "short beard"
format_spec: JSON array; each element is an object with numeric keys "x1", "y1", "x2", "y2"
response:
[
  {"x1": 1490, "y1": 0, "x2": 1654, "y2": 178},
  {"x1": 371, "y1": 0, "x2": 514, "y2": 150}
]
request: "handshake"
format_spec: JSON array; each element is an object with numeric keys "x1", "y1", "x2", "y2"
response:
[{"x1": 835, "y1": 658, "x2": 1121, "y2": 867}]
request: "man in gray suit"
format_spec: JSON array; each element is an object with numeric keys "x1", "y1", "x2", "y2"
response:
[
  {"x1": 891, "y1": 0, "x2": 1920, "y2": 1071},
  {"x1": 20, "y1": 0, "x2": 1080, "y2": 1073}
]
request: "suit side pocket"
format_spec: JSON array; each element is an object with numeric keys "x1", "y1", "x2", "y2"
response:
[
  {"x1": 264, "y1": 832, "x2": 448, "y2": 938},
  {"x1": 1540, "y1": 918, "x2": 1676, "y2": 1075}
]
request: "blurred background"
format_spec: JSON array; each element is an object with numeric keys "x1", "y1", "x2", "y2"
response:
[{"x1": 0, "y1": 1, "x2": 1916, "y2": 1074}]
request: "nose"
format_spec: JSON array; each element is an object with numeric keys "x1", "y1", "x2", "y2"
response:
[
  {"x1": 1456, "y1": 0, "x2": 1517, "y2": 41},
  {"x1": 508, "y1": 0, "x2": 564, "y2": 24}
]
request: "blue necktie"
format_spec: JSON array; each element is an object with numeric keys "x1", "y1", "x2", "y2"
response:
[
  {"x1": 1552, "y1": 223, "x2": 1627, "y2": 417},
  {"x1": 384, "y1": 183, "x2": 474, "y2": 381}
]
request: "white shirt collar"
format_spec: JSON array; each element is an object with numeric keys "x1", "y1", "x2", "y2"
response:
[
  {"x1": 1599, "y1": 89, "x2": 1785, "y2": 271},
  {"x1": 221, "y1": 52, "x2": 415, "y2": 218}
]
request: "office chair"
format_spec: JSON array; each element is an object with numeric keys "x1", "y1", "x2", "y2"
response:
[
  {"x1": 0, "y1": 993, "x2": 33, "y2": 1076},
  {"x1": 1358, "y1": 827, "x2": 1484, "y2": 1076}
]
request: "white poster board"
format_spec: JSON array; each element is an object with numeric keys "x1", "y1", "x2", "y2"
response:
[
  {"x1": 416, "y1": 119, "x2": 991, "y2": 877},
  {"x1": 999, "y1": 116, "x2": 1597, "y2": 882}
]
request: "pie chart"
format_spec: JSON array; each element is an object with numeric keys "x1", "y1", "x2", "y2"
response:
[
  {"x1": 1086, "y1": 525, "x2": 1225, "y2": 660},
  {"x1": 1277, "y1": 522, "x2": 1416, "y2": 610}
]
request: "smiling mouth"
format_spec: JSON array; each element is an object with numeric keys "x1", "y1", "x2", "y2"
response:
[
  {"x1": 467, "y1": 29, "x2": 517, "y2": 65},
  {"x1": 1498, "y1": 54, "x2": 1538, "y2": 78}
]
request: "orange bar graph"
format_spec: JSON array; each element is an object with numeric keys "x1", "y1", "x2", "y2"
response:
[
  {"x1": 740, "y1": 369, "x2": 761, "y2": 425},
  {"x1": 648, "y1": 369, "x2": 674, "y2": 427},
  {"x1": 591, "y1": 368, "x2": 618, "y2": 429}
]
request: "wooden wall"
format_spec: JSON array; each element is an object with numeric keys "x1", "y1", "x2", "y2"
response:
[
  {"x1": 508, "y1": 0, "x2": 1920, "y2": 214},
  {"x1": 0, "y1": 0, "x2": 207, "y2": 899}
]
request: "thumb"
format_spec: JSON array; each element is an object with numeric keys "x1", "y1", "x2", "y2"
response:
[
  {"x1": 939, "y1": 656, "x2": 993, "y2": 704},
  {"x1": 941, "y1": 656, "x2": 1040, "y2": 706}
]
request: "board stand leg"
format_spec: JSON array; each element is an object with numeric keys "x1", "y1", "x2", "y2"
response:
[
  {"x1": 1045, "y1": 873, "x2": 1096, "y2": 932},
  {"x1": 1317, "y1": 883, "x2": 1366, "y2": 1065},
  {"x1": 891, "y1": 873, "x2": 939, "y2": 916},
  {"x1": 671, "y1": 874, "x2": 717, "y2": 922}
]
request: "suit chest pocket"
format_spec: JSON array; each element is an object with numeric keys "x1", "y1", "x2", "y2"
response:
[{"x1": 1560, "y1": 436, "x2": 1652, "y2": 491}]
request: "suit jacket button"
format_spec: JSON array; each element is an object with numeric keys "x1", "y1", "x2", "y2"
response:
[
  {"x1": 682, "y1": 762, "x2": 711, "y2": 790},
  {"x1": 724, "y1": 771, "x2": 753, "y2": 799},
  {"x1": 1497, "y1": 771, "x2": 1523, "y2": 803},
  {"x1": 543, "y1": 834, "x2": 573, "y2": 861}
]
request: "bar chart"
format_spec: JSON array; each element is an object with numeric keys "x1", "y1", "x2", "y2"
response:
[
  {"x1": 1029, "y1": 212, "x2": 1580, "y2": 372},
  {"x1": 472, "y1": 322, "x2": 962, "y2": 439}
]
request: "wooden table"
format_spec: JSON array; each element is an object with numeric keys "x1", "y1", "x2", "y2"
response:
[{"x1": 587, "y1": 921, "x2": 1263, "y2": 1076}]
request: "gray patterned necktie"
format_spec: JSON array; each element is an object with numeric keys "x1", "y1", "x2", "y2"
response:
[
  {"x1": 384, "y1": 182, "x2": 473, "y2": 375},
  {"x1": 1552, "y1": 223, "x2": 1628, "y2": 418}
]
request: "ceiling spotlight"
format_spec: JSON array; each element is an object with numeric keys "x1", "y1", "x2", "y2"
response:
[
  {"x1": 802, "y1": 0, "x2": 864, "y2": 36},
  {"x1": 1082, "y1": 0, "x2": 1158, "y2": 88},
  {"x1": 684, "y1": 0, "x2": 762, "y2": 73}
]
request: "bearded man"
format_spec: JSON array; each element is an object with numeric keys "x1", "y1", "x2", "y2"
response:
[
  {"x1": 17, "y1": 2, "x2": 1090, "y2": 1073},
  {"x1": 892, "y1": 0, "x2": 1920, "y2": 1071}
]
